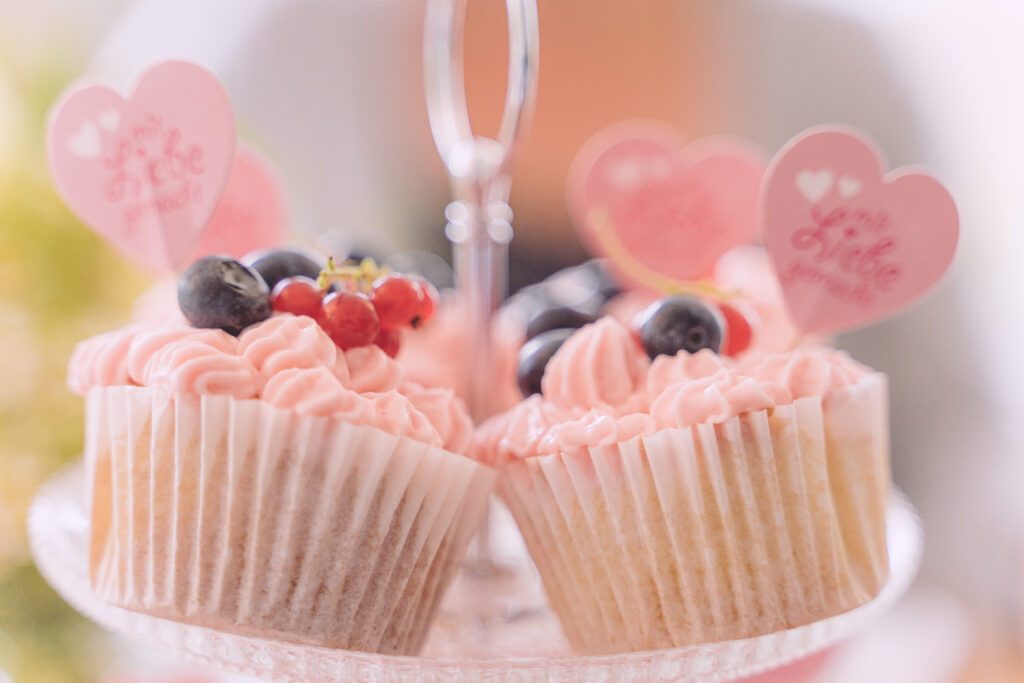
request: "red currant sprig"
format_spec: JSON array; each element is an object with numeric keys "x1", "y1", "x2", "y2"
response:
[
  {"x1": 271, "y1": 277, "x2": 324, "y2": 320},
  {"x1": 372, "y1": 274, "x2": 438, "y2": 331},
  {"x1": 269, "y1": 256, "x2": 439, "y2": 355}
]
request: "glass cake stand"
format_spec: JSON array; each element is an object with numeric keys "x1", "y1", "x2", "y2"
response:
[{"x1": 29, "y1": 462, "x2": 922, "y2": 682}]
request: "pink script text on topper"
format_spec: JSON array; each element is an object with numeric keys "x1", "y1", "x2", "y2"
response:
[
  {"x1": 568, "y1": 121, "x2": 766, "y2": 289},
  {"x1": 761, "y1": 127, "x2": 958, "y2": 334},
  {"x1": 47, "y1": 61, "x2": 236, "y2": 273}
]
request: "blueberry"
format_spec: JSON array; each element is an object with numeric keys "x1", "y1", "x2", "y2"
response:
[
  {"x1": 636, "y1": 295, "x2": 723, "y2": 359},
  {"x1": 516, "y1": 328, "x2": 575, "y2": 397},
  {"x1": 243, "y1": 248, "x2": 323, "y2": 292},
  {"x1": 178, "y1": 256, "x2": 272, "y2": 335},
  {"x1": 525, "y1": 306, "x2": 596, "y2": 341}
]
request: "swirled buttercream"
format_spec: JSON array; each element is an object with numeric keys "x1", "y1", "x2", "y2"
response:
[
  {"x1": 541, "y1": 318, "x2": 648, "y2": 411},
  {"x1": 342, "y1": 344, "x2": 404, "y2": 393},
  {"x1": 537, "y1": 409, "x2": 656, "y2": 455},
  {"x1": 238, "y1": 314, "x2": 337, "y2": 380},
  {"x1": 646, "y1": 349, "x2": 728, "y2": 401},
  {"x1": 365, "y1": 390, "x2": 442, "y2": 446},
  {"x1": 649, "y1": 370, "x2": 791, "y2": 430},
  {"x1": 70, "y1": 312, "x2": 479, "y2": 452},
  {"x1": 474, "y1": 313, "x2": 877, "y2": 465},
  {"x1": 67, "y1": 326, "x2": 143, "y2": 396},
  {"x1": 475, "y1": 396, "x2": 566, "y2": 465},
  {"x1": 738, "y1": 347, "x2": 869, "y2": 399},
  {"x1": 262, "y1": 367, "x2": 369, "y2": 418},
  {"x1": 127, "y1": 325, "x2": 237, "y2": 385},
  {"x1": 403, "y1": 384, "x2": 474, "y2": 453},
  {"x1": 143, "y1": 339, "x2": 260, "y2": 399}
]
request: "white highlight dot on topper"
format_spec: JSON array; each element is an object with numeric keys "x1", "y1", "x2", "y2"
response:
[
  {"x1": 97, "y1": 108, "x2": 121, "y2": 132},
  {"x1": 795, "y1": 168, "x2": 834, "y2": 203},
  {"x1": 67, "y1": 121, "x2": 101, "y2": 159}
]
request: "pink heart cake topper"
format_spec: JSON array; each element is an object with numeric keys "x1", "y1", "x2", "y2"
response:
[
  {"x1": 47, "y1": 60, "x2": 236, "y2": 272},
  {"x1": 761, "y1": 126, "x2": 958, "y2": 334},
  {"x1": 568, "y1": 121, "x2": 766, "y2": 289},
  {"x1": 189, "y1": 146, "x2": 289, "y2": 261}
]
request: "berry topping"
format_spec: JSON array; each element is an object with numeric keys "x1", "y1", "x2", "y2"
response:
[
  {"x1": 718, "y1": 303, "x2": 754, "y2": 356},
  {"x1": 178, "y1": 256, "x2": 272, "y2": 336},
  {"x1": 411, "y1": 276, "x2": 439, "y2": 326},
  {"x1": 244, "y1": 248, "x2": 323, "y2": 292},
  {"x1": 271, "y1": 277, "x2": 324, "y2": 320},
  {"x1": 374, "y1": 328, "x2": 402, "y2": 358},
  {"x1": 321, "y1": 291, "x2": 380, "y2": 350},
  {"x1": 525, "y1": 306, "x2": 596, "y2": 341},
  {"x1": 635, "y1": 295, "x2": 724, "y2": 359},
  {"x1": 372, "y1": 275, "x2": 425, "y2": 331},
  {"x1": 516, "y1": 328, "x2": 575, "y2": 397},
  {"x1": 309, "y1": 257, "x2": 437, "y2": 351}
]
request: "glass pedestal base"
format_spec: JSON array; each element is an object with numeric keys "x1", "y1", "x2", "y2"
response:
[{"x1": 29, "y1": 463, "x2": 922, "y2": 682}]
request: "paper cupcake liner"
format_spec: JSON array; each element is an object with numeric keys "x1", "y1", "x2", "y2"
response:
[
  {"x1": 498, "y1": 376, "x2": 890, "y2": 655},
  {"x1": 86, "y1": 386, "x2": 494, "y2": 654}
]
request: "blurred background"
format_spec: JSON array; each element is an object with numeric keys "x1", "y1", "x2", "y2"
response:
[{"x1": 1, "y1": 0, "x2": 1022, "y2": 680}]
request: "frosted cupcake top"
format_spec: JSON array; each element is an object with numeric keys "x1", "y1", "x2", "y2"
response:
[
  {"x1": 476, "y1": 316, "x2": 874, "y2": 465},
  {"x1": 68, "y1": 313, "x2": 473, "y2": 454},
  {"x1": 398, "y1": 247, "x2": 815, "y2": 415}
]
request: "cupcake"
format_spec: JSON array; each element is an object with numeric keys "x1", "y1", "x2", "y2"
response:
[
  {"x1": 69, "y1": 251, "x2": 494, "y2": 654},
  {"x1": 477, "y1": 299, "x2": 889, "y2": 654}
]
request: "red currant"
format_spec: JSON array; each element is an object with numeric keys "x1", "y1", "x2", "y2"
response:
[
  {"x1": 321, "y1": 291, "x2": 380, "y2": 349},
  {"x1": 374, "y1": 328, "x2": 402, "y2": 358},
  {"x1": 718, "y1": 302, "x2": 754, "y2": 356},
  {"x1": 372, "y1": 275, "x2": 423, "y2": 331},
  {"x1": 271, "y1": 277, "x2": 324, "y2": 320},
  {"x1": 411, "y1": 277, "x2": 438, "y2": 327}
]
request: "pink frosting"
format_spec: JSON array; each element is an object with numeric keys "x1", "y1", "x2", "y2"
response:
[
  {"x1": 262, "y1": 367, "x2": 366, "y2": 418},
  {"x1": 341, "y1": 344, "x2": 403, "y2": 393},
  {"x1": 70, "y1": 314, "x2": 474, "y2": 452},
  {"x1": 403, "y1": 383, "x2": 474, "y2": 454},
  {"x1": 263, "y1": 368, "x2": 444, "y2": 447},
  {"x1": 476, "y1": 396, "x2": 565, "y2": 465},
  {"x1": 477, "y1": 316, "x2": 877, "y2": 465},
  {"x1": 738, "y1": 347, "x2": 870, "y2": 399},
  {"x1": 646, "y1": 349, "x2": 728, "y2": 401},
  {"x1": 365, "y1": 391, "x2": 442, "y2": 446},
  {"x1": 537, "y1": 409, "x2": 656, "y2": 455},
  {"x1": 649, "y1": 370, "x2": 792, "y2": 430},
  {"x1": 238, "y1": 314, "x2": 337, "y2": 382},
  {"x1": 541, "y1": 318, "x2": 649, "y2": 411},
  {"x1": 127, "y1": 325, "x2": 237, "y2": 385},
  {"x1": 143, "y1": 339, "x2": 261, "y2": 399},
  {"x1": 67, "y1": 326, "x2": 143, "y2": 396}
]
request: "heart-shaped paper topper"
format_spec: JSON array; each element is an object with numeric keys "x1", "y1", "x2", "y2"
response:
[
  {"x1": 47, "y1": 60, "x2": 236, "y2": 272},
  {"x1": 761, "y1": 126, "x2": 958, "y2": 334},
  {"x1": 568, "y1": 121, "x2": 766, "y2": 290},
  {"x1": 189, "y1": 146, "x2": 289, "y2": 261}
]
